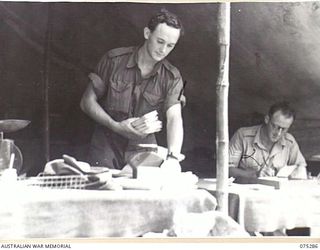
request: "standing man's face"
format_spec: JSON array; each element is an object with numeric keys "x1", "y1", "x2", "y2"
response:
[
  {"x1": 265, "y1": 110, "x2": 294, "y2": 143},
  {"x1": 144, "y1": 23, "x2": 180, "y2": 62}
]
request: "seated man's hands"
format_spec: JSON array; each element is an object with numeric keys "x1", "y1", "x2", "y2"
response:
[
  {"x1": 258, "y1": 165, "x2": 277, "y2": 177},
  {"x1": 289, "y1": 165, "x2": 307, "y2": 179},
  {"x1": 276, "y1": 164, "x2": 307, "y2": 179}
]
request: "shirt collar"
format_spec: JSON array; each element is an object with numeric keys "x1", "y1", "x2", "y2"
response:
[
  {"x1": 254, "y1": 124, "x2": 286, "y2": 150},
  {"x1": 126, "y1": 46, "x2": 140, "y2": 68},
  {"x1": 126, "y1": 46, "x2": 164, "y2": 77},
  {"x1": 253, "y1": 125, "x2": 265, "y2": 150},
  {"x1": 279, "y1": 135, "x2": 286, "y2": 146}
]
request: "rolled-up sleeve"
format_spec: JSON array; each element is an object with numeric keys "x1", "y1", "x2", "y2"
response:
[
  {"x1": 88, "y1": 73, "x2": 105, "y2": 98},
  {"x1": 229, "y1": 129, "x2": 244, "y2": 168},
  {"x1": 164, "y1": 76, "x2": 186, "y2": 111},
  {"x1": 287, "y1": 138, "x2": 307, "y2": 179},
  {"x1": 287, "y1": 138, "x2": 307, "y2": 167},
  {"x1": 89, "y1": 54, "x2": 112, "y2": 98}
]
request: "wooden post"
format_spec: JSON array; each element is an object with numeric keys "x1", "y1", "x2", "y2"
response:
[{"x1": 216, "y1": 2, "x2": 230, "y2": 214}]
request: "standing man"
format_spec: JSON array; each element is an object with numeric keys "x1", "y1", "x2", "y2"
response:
[
  {"x1": 229, "y1": 101, "x2": 307, "y2": 183},
  {"x1": 80, "y1": 9, "x2": 185, "y2": 170}
]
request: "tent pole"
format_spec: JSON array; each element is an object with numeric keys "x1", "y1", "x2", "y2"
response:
[{"x1": 216, "y1": 2, "x2": 230, "y2": 214}]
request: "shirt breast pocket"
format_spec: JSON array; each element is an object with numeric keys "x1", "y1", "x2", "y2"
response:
[{"x1": 107, "y1": 80, "x2": 133, "y2": 113}]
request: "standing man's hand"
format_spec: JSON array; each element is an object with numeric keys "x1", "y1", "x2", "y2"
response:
[
  {"x1": 160, "y1": 152, "x2": 185, "y2": 174},
  {"x1": 113, "y1": 116, "x2": 163, "y2": 140},
  {"x1": 131, "y1": 112, "x2": 162, "y2": 135},
  {"x1": 160, "y1": 158, "x2": 181, "y2": 174},
  {"x1": 113, "y1": 118, "x2": 147, "y2": 140}
]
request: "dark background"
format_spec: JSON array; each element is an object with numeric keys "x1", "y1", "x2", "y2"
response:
[{"x1": 1, "y1": 2, "x2": 320, "y2": 177}]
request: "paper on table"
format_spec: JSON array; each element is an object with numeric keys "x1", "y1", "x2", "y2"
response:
[
  {"x1": 197, "y1": 177, "x2": 235, "y2": 191},
  {"x1": 276, "y1": 165, "x2": 297, "y2": 178}
]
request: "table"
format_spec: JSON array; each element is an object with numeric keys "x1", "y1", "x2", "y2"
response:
[
  {"x1": 198, "y1": 179, "x2": 320, "y2": 236},
  {"x1": 0, "y1": 186, "x2": 217, "y2": 238}
]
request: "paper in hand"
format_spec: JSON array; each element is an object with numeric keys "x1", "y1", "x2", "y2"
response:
[
  {"x1": 276, "y1": 165, "x2": 297, "y2": 178},
  {"x1": 131, "y1": 110, "x2": 158, "y2": 127},
  {"x1": 131, "y1": 111, "x2": 162, "y2": 134}
]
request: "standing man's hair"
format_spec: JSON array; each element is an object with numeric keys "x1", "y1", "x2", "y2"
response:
[
  {"x1": 268, "y1": 101, "x2": 296, "y2": 120},
  {"x1": 147, "y1": 8, "x2": 184, "y2": 36}
]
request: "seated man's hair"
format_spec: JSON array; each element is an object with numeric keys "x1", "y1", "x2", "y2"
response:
[
  {"x1": 148, "y1": 8, "x2": 184, "y2": 36},
  {"x1": 268, "y1": 101, "x2": 296, "y2": 120}
]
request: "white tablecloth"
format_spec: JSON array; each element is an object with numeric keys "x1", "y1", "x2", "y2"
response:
[
  {"x1": 0, "y1": 186, "x2": 217, "y2": 238},
  {"x1": 198, "y1": 179, "x2": 320, "y2": 235},
  {"x1": 233, "y1": 182, "x2": 320, "y2": 233}
]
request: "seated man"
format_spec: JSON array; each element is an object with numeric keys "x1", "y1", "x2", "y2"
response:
[{"x1": 229, "y1": 101, "x2": 307, "y2": 184}]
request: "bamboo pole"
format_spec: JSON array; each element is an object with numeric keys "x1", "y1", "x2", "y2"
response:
[{"x1": 216, "y1": 2, "x2": 230, "y2": 214}]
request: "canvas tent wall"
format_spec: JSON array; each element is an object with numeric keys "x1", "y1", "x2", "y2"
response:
[{"x1": 1, "y1": 2, "x2": 320, "y2": 176}]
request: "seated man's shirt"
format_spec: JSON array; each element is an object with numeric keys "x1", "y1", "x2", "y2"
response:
[{"x1": 229, "y1": 125, "x2": 306, "y2": 177}]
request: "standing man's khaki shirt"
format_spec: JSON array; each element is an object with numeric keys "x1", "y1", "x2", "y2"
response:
[{"x1": 88, "y1": 46, "x2": 185, "y2": 169}]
